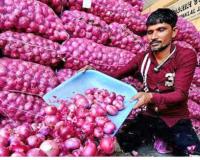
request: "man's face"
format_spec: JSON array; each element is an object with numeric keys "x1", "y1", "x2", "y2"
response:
[{"x1": 146, "y1": 23, "x2": 177, "y2": 52}]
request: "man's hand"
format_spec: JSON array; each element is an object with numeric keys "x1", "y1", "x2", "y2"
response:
[
  {"x1": 132, "y1": 92, "x2": 153, "y2": 109},
  {"x1": 78, "y1": 65, "x2": 95, "y2": 73}
]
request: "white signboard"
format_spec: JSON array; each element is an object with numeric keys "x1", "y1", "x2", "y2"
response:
[
  {"x1": 82, "y1": 0, "x2": 92, "y2": 9},
  {"x1": 168, "y1": 0, "x2": 200, "y2": 20}
]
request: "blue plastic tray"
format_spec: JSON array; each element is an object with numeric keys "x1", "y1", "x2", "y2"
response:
[{"x1": 43, "y1": 70, "x2": 138, "y2": 135}]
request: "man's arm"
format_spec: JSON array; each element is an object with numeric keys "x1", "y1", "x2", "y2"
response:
[{"x1": 110, "y1": 53, "x2": 145, "y2": 78}]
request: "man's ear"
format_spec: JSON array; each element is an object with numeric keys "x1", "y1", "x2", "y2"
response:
[{"x1": 172, "y1": 27, "x2": 178, "y2": 38}]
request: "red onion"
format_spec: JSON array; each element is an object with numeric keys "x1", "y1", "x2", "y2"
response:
[
  {"x1": 104, "y1": 97, "x2": 114, "y2": 104},
  {"x1": 85, "y1": 116, "x2": 95, "y2": 123},
  {"x1": 106, "y1": 105, "x2": 118, "y2": 116},
  {"x1": 64, "y1": 137, "x2": 81, "y2": 151},
  {"x1": 44, "y1": 106, "x2": 58, "y2": 115},
  {"x1": 9, "y1": 135, "x2": 24, "y2": 146},
  {"x1": 56, "y1": 69, "x2": 77, "y2": 83},
  {"x1": 82, "y1": 122, "x2": 95, "y2": 136},
  {"x1": 76, "y1": 118, "x2": 85, "y2": 127},
  {"x1": 72, "y1": 148, "x2": 82, "y2": 157},
  {"x1": 95, "y1": 116, "x2": 109, "y2": 127},
  {"x1": 56, "y1": 126, "x2": 75, "y2": 139},
  {"x1": 0, "y1": 146, "x2": 10, "y2": 156},
  {"x1": 11, "y1": 152, "x2": 26, "y2": 157},
  {"x1": 38, "y1": 126, "x2": 52, "y2": 137},
  {"x1": 45, "y1": 115, "x2": 60, "y2": 126},
  {"x1": 103, "y1": 121, "x2": 116, "y2": 134},
  {"x1": 94, "y1": 127, "x2": 104, "y2": 138},
  {"x1": 75, "y1": 107, "x2": 89, "y2": 118},
  {"x1": 54, "y1": 121, "x2": 65, "y2": 130},
  {"x1": 15, "y1": 124, "x2": 33, "y2": 138},
  {"x1": 27, "y1": 148, "x2": 47, "y2": 157},
  {"x1": 90, "y1": 105, "x2": 107, "y2": 117},
  {"x1": 9, "y1": 143, "x2": 29, "y2": 153},
  {"x1": 0, "y1": 136, "x2": 9, "y2": 147},
  {"x1": 0, "y1": 127, "x2": 11, "y2": 139},
  {"x1": 40, "y1": 140, "x2": 60, "y2": 156},
  {"x1": 27, "y1": 135, "x2": 43, "y2": 148},
  {"x1": 75, "y1": 94, "x2": 90, "y2": 108},
  {"x1": 99, "y1": 136, "x2": 116, "y2": 155},
  {"x1": 112, "y1": 99, "x2": 125, "y2": 111},
  {"x1": 81, "y1": 141, "x2": 97, "y2": 156}
]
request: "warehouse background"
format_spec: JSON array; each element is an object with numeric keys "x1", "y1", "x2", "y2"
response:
[{"x1": 143, "y1": 0, "x2": 200, "y2": 31}]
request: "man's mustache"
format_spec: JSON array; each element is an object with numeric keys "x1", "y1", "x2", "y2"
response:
[{"x1": 150, "y1": 40, "x2": 161, "y2": 45}]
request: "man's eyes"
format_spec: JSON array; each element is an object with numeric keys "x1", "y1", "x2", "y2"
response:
[
  {"x1": 147, "y1": 31, "x2": 153, "y2": 34},
  {"x1": 147, "y1": 28, "x2": 166, "y2": 34},
  {"x1": 158, "y1": 28, "x2": 166, "y2": 32}
]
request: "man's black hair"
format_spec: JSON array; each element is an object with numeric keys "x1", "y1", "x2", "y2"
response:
[{"x1": 146, "y1": 8, "x2": 178, "y2": 28}]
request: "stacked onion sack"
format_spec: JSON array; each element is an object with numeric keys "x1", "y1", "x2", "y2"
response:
[
  {"x1": 37, "y1": 0, "x2": 67, "y2": 14},
  {"x1": 62, "y1": 38, "x2": 136, "y2": 75},
  {"x1": 61, "y1": 10, "x2": 110, "y2": 44},
  {"x1": 189, "y1": 67, "x2": 200, "y2": 135},
  {"x1": 0, "y1": 0, "x2": 200, "y2": 157},
  {"x1": 168, "y1": 18, "x2": 200, "y2": 135},
  {"x1": 67, "y1": 0, "x2": 147, "y2": 34},
  {"x1": 0, "y1": 0, "x2": 69, "y2": 41},
  {"x1": 122, "y1": 0, "x2": 144, "y2": 11}
]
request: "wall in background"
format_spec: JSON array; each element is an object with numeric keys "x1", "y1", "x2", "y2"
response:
[{"x1": 143, "y1": 0, "x2": 200, "y2": 31}]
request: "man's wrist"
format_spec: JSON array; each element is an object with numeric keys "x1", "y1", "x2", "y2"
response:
[{"x1": 148, "y1": 93, "x2": 153, "y2": 103}]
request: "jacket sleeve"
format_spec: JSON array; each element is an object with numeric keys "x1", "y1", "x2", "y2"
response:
[{"x1": 151, "y1": 49, "x2": 197, "y2": 111}]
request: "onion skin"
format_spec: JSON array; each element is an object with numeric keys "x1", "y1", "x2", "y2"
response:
[
  {"x1": 27, "y1": 148, "x2": 47, "y2": 157},
  {"x1": 64, "y1": 138, "x2": 81, "y2": 151},
  {"x1": 40, "y1": 140, "x2": 60, "y2": 157},
  {"x1": 99, "y1": 136, "x2": 116, "y2": 155},
  {"x1": 0, "y1": 146, "x2": 10, "y2": 157}
]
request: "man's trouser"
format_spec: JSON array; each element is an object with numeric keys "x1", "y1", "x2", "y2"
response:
[{"x1": 116, "y1": 114, "x2": 200, "y2": 156}]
